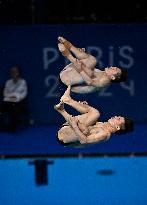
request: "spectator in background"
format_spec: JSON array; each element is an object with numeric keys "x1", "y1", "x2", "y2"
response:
[{"x1": 0, "y1": 65, "x2": 28, "y2": 132}]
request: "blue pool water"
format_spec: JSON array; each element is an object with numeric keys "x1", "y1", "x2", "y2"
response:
[{"x1": 0, "y1": 156, "x2": 147, "y2": 205}]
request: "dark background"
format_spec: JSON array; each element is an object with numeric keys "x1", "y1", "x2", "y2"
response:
[{"x1": 0, "y1": 0, "x2": 147, "y2": 25}]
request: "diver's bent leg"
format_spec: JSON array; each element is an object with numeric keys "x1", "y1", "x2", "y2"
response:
[
  {"x1": 60, "y1": 86, "x2": 91, "y2": 114},
  {"x1": 66, "y1": 98, "x2": 97, "y2": 114},
  {"x1": 70, "y1": 46, "x2": 89, "y2": 60},
  {"x1": 58, "y1": 37, "x2": 89, "y2": 59},
  {"x1": 76, "y1": 108, "x2": 100, "y2": 126},
  {"x1": 54, "y1": 102, "x2": 73, "y2": 123},
  {"x1": 61, "y1": 86, "x2": 100, "y2": 117}
]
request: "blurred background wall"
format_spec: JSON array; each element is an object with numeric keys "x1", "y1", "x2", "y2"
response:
[
  {"x1": 0, "y1": 0, "x2": 147, "y2": 155},
  {"x1": 0, "y1": 0, "x2": 147, "y2": 125},
  {"x1": 0, "y1": 23, "x2": 146, "y2": 125}
]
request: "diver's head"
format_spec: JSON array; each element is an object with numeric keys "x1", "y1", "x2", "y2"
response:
[
  {"x1": 108, "y1": 116, "x2": 134, "y2": 134},
  {"x1": 105, "y1": 67, "x2": 128, "y2": 82}
]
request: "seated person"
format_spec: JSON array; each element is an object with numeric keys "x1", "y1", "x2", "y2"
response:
[
  {"x1": 58, "y1": 37, "x2": 128, "y2": 93},
  {"x1": 0, "y1": 65, "x2": 28, "y2": 132},
  {"x1": 54, "y1": 86, "x2": 134, "y2": 148}
]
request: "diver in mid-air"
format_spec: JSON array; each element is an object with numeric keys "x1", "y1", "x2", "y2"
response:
[{"x1": 58, "y1": 36, "x2": 127, "y2": 94}]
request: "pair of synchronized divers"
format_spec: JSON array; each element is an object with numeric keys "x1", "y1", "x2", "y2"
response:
[{"x1": 54, "y1": 37, "x2": 134, "y2": 148}]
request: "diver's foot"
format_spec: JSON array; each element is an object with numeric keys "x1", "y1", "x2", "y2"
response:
[
  {"x1": 54, "y1": 102, "x2": 64, "y2": 112},
  {"x1": 58, "y1": 37, "x2": 72, "y2": 49},
  {"x1": 58, "y1": 43, "x2": 66, "y2": 52},
  {"x1": 60, "y1": 85, "x2": 71, "y2": 103},
  {"x1": 58, "y1": 43, "x2": 70, "y2": 56}
]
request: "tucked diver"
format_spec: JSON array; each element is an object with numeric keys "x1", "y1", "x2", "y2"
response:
[
  {"x1": 58, "y1": 36, "x2": 127, "y2": 94},
  {"x1": 54, "y1": 86, "x2": 133, "y2": 147}
]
